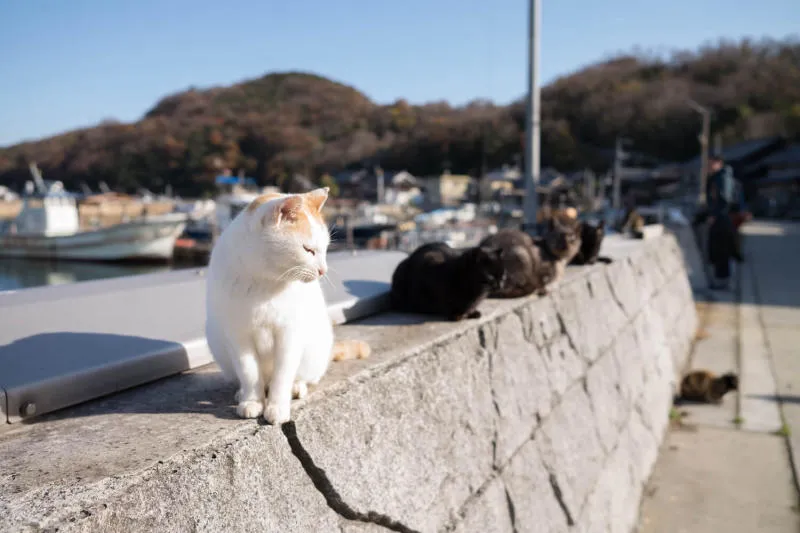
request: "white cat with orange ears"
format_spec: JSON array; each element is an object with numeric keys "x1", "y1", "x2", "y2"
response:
[{"x1": 205, "y1": 187, "x2": 369, "y2": 424}]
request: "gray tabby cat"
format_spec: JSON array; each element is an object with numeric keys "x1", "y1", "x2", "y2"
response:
[{"x1": 480, "y1": 215, "x2": 582, "y2": 298}]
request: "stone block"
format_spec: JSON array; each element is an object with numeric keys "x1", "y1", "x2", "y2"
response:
[
  {"x1": 626, "y1": 408, "x2": 659, "y2": 489},
  {"x1": 536, "y1": 384, "x2": 605, "y2": 516},
  {"x1": 41, "y1": 429, "x2": 342, "y2": 533},
  {"x1": 612, "y1": 322, "x2": 647, "y2": 406},
  {"x1": 492, "y1": 311, "x2": 553, "y2": 466},
  {"x1": 604, "y1": 255, "x2": 645, "y2": 320},
  {"x1": 605, "y1": 433, "x2": 641, "y2": 533},
  {"x1": 502, "y1": 440, "x2": 571, "y2": 533},
  {"x1": 585, "y1": 351, "x2": 629, "y2": 454},
  {"x1": 451, "y1": 477, "x2": 515, "y2": 533},
  {"x1": 543, "y1": 331, "x2": 588, "y2": 403},
  {"x1": 291, "y1": 329, "x2": 496, "y2": 533}
]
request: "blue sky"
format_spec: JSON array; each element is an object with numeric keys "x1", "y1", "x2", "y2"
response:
[{"x1": 1, "y1": 0, "x2": 797, "y2": 147}]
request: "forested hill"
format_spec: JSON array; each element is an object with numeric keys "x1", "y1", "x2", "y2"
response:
[{"x1": 1, "y1": 37, "x2": 798, "y2": 195}]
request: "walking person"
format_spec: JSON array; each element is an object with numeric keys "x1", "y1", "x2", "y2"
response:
[{"x1": 705, "y1": 156, "x2": 737, "y2": 290}]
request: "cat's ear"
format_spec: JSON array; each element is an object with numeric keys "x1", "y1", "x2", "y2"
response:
[
  {"x1": 304, "y1": 187, "x2": 329, "y2": 213},
  {"x1": 273, "y1": 195, "x2": 303, "y2": 226}
]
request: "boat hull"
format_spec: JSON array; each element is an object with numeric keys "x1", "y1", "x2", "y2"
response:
[{"x1": 0, "y1": 214, "x2": 188, "y2": 262}]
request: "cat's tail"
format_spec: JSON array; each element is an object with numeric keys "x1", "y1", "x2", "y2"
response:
[{"x1": 332, "y1": 339, "x2": 372, "y2": 362}]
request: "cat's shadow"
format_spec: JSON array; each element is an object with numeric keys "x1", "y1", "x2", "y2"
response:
[{"x1": 341, "y1": 279, "x2": 389, "y2": 297}]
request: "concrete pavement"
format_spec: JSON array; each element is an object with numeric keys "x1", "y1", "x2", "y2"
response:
[{"x1": 639, "y1": 220, "x2": 800, "y2": 533}]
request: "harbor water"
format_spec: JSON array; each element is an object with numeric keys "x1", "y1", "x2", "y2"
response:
[{"x1": 0, "y1": 258, "x2": 175, "y2": 292}]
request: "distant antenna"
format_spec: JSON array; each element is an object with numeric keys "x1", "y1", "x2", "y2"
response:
[{"x1": 28, "y1": 163, "x2": 47, "y2": 194}]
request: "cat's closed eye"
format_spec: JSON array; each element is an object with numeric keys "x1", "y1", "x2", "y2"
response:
[{"x1": 303, "y1": 245, "x2": 316, "y2": 256}]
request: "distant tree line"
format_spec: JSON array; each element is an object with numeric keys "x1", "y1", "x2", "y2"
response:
[{"x1": 0, "y1": 37, "x2": 798, "y2": 196}]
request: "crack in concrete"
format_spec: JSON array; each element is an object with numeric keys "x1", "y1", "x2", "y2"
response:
[
  {"x1": 503, "y1": 484, "x2": 520, "y2": 533},
  {"x1": 484, "y1": 328, "x2": 502, "y2": 467},
  {"x1": 604, "y1": 269, "x2": 628, "y2": 318},
  {"x1": 555, "y1": 311, "x2": 578, "y2": 356},
  {"x1": 281, "y1": 422, "x2": 421, "y2": 533},
  {"x1": 547, "y1": 472, "x2": 575, "y2": 527},
  {"x1": 513, "y1": 307, "x2": 535, "y2": 344}
]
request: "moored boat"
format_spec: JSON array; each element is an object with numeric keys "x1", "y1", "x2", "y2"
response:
[{"x1": 0, "y1": 165, "x2": 188, "y2": 262}]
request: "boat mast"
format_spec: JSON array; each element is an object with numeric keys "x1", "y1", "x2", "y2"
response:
[{"x1": 28, "y1": 163, "x2": 48, "y2": 195}]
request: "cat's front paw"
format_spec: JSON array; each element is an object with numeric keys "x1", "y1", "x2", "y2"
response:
[
  {"x1": 236, "y1": 400, "x2": 264, "y2": 419},
  {"x1": 292, "y1": 381, "x2": 308, "y2": 400},
  {"x1": 264, "y1": 401, "x2": 291, "y2": 425},
  {"x1": 466, "y1": 310, "x2": 482, "y2": 319}
]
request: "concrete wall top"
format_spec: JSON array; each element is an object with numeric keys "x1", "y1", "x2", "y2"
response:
[{"x1": 0, "y1": 229, "x2": 699, "y2": 533}]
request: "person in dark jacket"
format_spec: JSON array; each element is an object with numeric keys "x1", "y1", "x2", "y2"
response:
[{"x1": 705, "y1": 156, "x2": 737, "y2": 290}]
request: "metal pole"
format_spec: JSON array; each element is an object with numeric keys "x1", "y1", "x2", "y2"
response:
[
  {"x1": 688, "y1": 99, "x2": 710, "y2": 205},
  {"x1": 612, "y1": 137, "x2": 623, "y2": 210},
  {"x1": 523, "y1": 0, "x2": 540, "y2": 230},
  {"x1": 713, "y1": 132, "x2": 722, "y2": 156},
  {"x1": 699, "y1": 112, "x2": 710, "y2": 205}
]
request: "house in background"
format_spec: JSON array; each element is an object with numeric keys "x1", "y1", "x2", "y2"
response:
[
  {"x1": 333, "y1": 169, "x2": 372, "y2": 200},
  {"x1": 480, "y1": 164, "x2": 521, "y2": 199},
  {"x1": 743, "y1": 143, "x2": 800, "y2": 217},
  {"x1": 421, "y1": 171, "x2": 473, "y2": 208},
  {"x1": 384, "y1": 171, "x2": 423, "y2": 207},
  {"x1": 682, "y1": 136, "x2": 786, "y2": 198},
  {"x1": 333, "y1": 169, "x2": 422, "y2": 205}
]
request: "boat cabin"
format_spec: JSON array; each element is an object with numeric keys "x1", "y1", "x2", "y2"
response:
[{"x1": 13, "y1": 181, "x2": 80, "y2": 237}]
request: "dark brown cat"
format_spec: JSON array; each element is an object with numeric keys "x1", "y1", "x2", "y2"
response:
[
  {"x1": 679, "y1": 370, "x2": 739, "y2": 404},
  {"x1": 390, "y1": 242, "x2": 506, "y2": 321},
  {"x1": 570, "y1": 220, "x2": 613, "y2": 266},
  {"x1": 619, "y1": 208, "x2": 645, "y2": 239},
  {"x1": 480, "y1": 215, "x2": 582, "y2": 299}
]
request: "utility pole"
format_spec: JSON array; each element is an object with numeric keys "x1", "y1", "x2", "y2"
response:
[
  {"x1": 375, "y1": 165, "x2": 385, "y2": 205},
  {"x1": 688, "y1": 99, "x2": 710, "y2": 205},
  {"x1": 584, "y1": 168, "x2": 596, "y2": 211},
  {"x1": 713, "y1": 132, "x2": 722, "y2": 157},
  {"x1": 523, "y1": 0, "x2": 541, "y2": 230},
  {"x1": 612, "y1": 137, "x2": 630, "y2": 210}
]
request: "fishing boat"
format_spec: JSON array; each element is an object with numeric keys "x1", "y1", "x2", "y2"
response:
[{"x1": 0, "y1": 165, "x2": 188, "y2": 262}]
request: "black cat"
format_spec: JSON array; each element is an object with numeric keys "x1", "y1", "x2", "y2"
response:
[
  {"x1": 390, "y1": 242, "x2": 506, "y2": 321},
  {"x1": 570, "y1": 220, "x2": 613, "y2": 266},
  {"x1": 480, "y1": 215, "x2": 582, "y2": 299}
]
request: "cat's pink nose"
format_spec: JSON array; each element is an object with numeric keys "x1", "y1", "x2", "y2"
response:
[{"x1": 318, "y1": 266, "x2": 327, "y2": 277}]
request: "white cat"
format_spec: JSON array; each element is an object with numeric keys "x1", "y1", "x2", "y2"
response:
[{"x1": 205, "y1": 187, "x2": 368, "y2": 424}]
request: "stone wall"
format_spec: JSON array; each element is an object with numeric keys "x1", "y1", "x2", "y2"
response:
[{"x1": 0, "y1": 233, "x2": 697, "y2": 533}]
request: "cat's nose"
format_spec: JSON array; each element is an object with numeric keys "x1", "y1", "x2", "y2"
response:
[{"x1": 318, "y1": 266, "x2": 327, "y2": 277}]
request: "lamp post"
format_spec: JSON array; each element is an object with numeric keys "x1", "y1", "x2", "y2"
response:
[
  {"x1": 688, "y1": 99, "x2": 710, "y2": 205},
  {"x1": 522, "y1": 0, "x2": 541, "y2": 230}
]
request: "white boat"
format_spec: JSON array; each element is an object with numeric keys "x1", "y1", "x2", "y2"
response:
[{"x1": 0, "y1": 165, "x2": 188, "y2": 262}]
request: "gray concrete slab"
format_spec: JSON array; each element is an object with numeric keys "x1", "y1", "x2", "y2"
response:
[
  {"x1": 0, "y1": 250, "x2": 406, "y2": 423},
  {"x1": 743, "y1": 221, "x2": 800, "y2": 493},
  {"x1": 738, "y1": 259, "x2": 783, "y2": 433},
  {"x1": 679, "y1": 296, "x2": 738, "y2": 430},
  {"x1": 639, "y1": 426, "x2": 800, "y2": 533}
]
